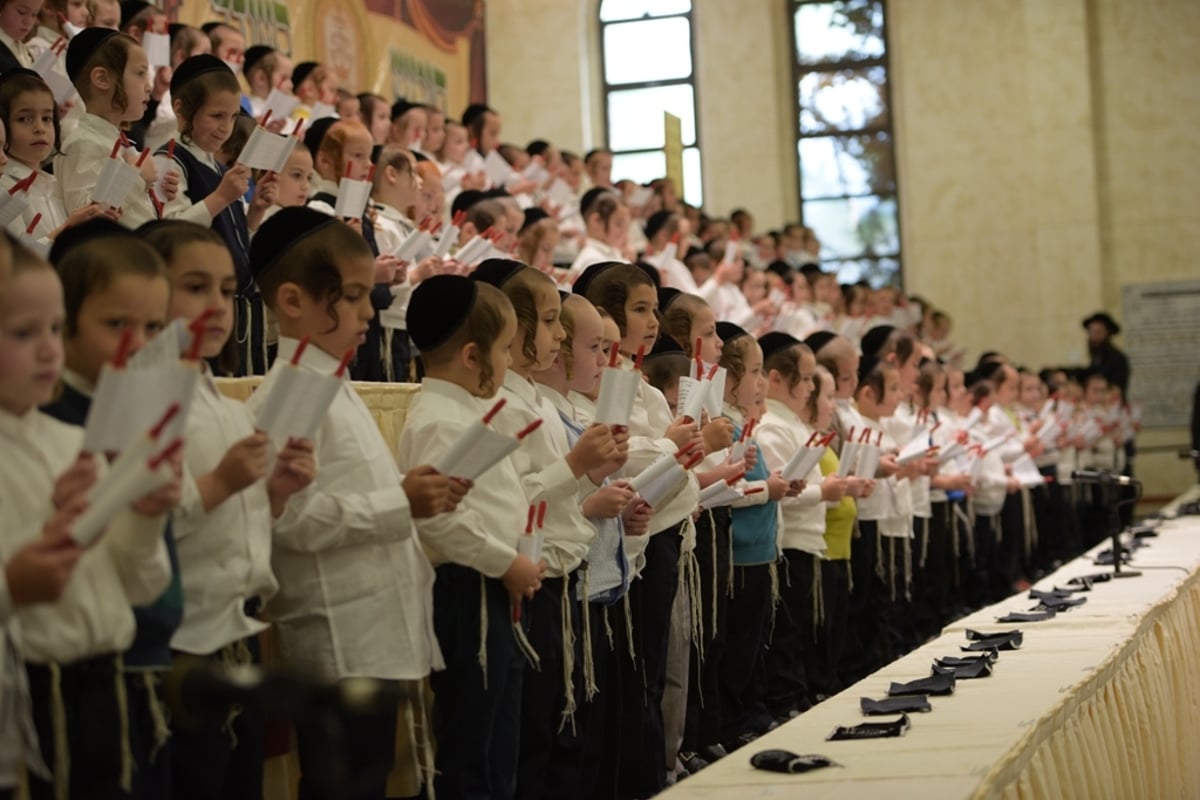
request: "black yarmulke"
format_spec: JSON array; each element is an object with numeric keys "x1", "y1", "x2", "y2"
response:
[
  {"x1": 291, "y1": 61, "x2": 318, "y2": 88},
  {"x1": 390, "y1": 98, "x2": 417, "y2": 121},
  {"x1": 0, "y1": 67, "x2": 44, "y2": 85},
  {"x1": 572, "y1": 261, "x2": 620, "y2": 298},
  {"x1": 860, "y1": 325, "x2": 895, "y2": 358},
  {"x1": 764, "y1": 260, "x2": 792, "y2": 282},
  {"x1": 461, "y1": 103, "x2": 491, "y2": 128},
  {"x1": 248, "y1": 207, "x2": 336, "y2": 281},
  {"x1": 170, "y1": 54, "x2": 233, "y2": 95},
  {"x1": 242, "y1": 45, "x2": 273, "y2": 75},
  {"x1": 579, "y1": 186, "x2": 612, "y2": 219},
  {"x1": 450, "y1": 189, "x2": 485, "y2": 219},
  {"x1": 119, "y1": 0, "x2": 150, "y2": 28},
  {"x1": 657, "y1": 287, "x2": 681, "y2": 312},
  {"x1": 520, "y1": 207, "x2": 549, "y2": 233},
  {"x1": 634, "y1": 261, "x2": 660, "y2": 289},
  {"x1": 644, "y1": 210, "x2": 672, "y2": 241},
  {"x1": 716, "y1": 322, "x2": 748, "y2": 344},
  {"x1": 798, "y1": 262, "x2": 824, "y2": 277},
  {"x1": 647, "y1": 333, "x2": 684, "y2": 359},
  {"x1": 758, "y1": 332, "x2": 801, "y2": 361},
  {"x1": 303, "y1": 116, "x2": 337, "y2": 157},
  {"x1": 1082, "y1": 311, "x2": 1120, "y2": 336},
  {"x1": 167, "y1": 23, "x2": 187, "y2": 40},
  {"x1": 471, "y1": 258, "x2": 525, "y2": 288},
  {"x1": 408, "y1": 275, "x2": 478, "y2": 351},
  {"x1": 66, "y1": 27, "x2": 119, "y2": 80},
  {"x1": 857, "y1": 353, "x2": 881, "y2": 386},
  {"x1": 48, "y1": 218, "x2": 132, "y2": 265},
  {"x1": 804, "y1": 330, "x2": 837, "y2": 353}
]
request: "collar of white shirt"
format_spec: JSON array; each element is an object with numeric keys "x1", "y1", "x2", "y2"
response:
[
  {"x1": 2, "y1": 159, "x2": 51, "y2": 191},
  {"x1": 0, "y1": 29, "x2": 30, "y2": 65},
  {"x1": 419, "y1": 376, "x2": 484, "y2": 411},
  {"x1": 765, "y1": 397, "x2": 802, "y2": 425},
  {"x1": 0, "y1": 404, "x2": 39, "y2": 440},
  {"x1": 277, "y1": 336, "x2": 346, "y2": 377},
  {"x1": 585, "y1": 238, "x2": 620, "y2": 259},
  {"x1": 180, "y1": 138, "x2": 219, "y2": 170},
  {"x1": 80, "y1": 113, "x2": 121, "y2": 143},
  {"x1": 61, "y1": 368, "x2": 94, "y2": 396},
  {"x1": 539, "y1": 383, "x2": 576, "y2": 421},
  {"x1": 503, "y1": 370, "x2": 542, "y2": 412},
  {"x1": 374, "y1": 202, "x2": 411, "y2": 227}
]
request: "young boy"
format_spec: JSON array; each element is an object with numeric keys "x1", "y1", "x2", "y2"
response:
[{"x1": 245, "y1": 207, "x2": 460, "y2": 800}]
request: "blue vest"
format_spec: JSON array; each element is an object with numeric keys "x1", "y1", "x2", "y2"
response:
[{"x1": 730, "y1": 419, "x2": 780, "y2": 566}]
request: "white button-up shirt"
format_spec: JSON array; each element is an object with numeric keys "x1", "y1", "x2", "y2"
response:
[
  {"x1": 0, "y1": 407, "x2": 170, "y2": 663},
  {"x1": 246, "y1": 338, "x2": 441, "y2": 680},
  {"x1": 171, "y1": 370, "x2": 277, "y2": 655},
  {"x1": 567, "y1": 238, "x2": 627, "y2": 281},
  {"x1": 397, "y1": 378, "x2": 523, "y2": 577},
  {"x1": 494, "y1": 372, "x2": 597, "y2": 577},
  {"x1": 0, "y1": 161, "x2": 66, "y2": 245},
  {"x1": 757, "y1": 398, "x2": 826, "y2": 554},
  {"x1": 371, "y1": 202, "x2": 416, "y2": 330}
]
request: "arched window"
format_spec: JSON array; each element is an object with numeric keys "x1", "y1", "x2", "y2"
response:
[
  {"x1": 599, "y1": 0, "x2": 703, "y2": 205},
  {"x1": 791, "y1": 0, "x2": 900, "y2": 285}
]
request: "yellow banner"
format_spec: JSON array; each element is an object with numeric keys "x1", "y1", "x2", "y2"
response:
[
  {"x1": 171, "y1": 0, "x2": 485, "y2": 114},
  {"x1": 664, "y1": 111, "x2": 683, "y2": 199}
]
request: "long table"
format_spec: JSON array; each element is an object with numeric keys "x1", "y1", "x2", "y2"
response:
[{"x1": 659, "y1": 500, "x2": 1200, "y2": 799}]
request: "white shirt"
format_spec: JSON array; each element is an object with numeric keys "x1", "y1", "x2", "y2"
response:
[
  {"x1": 698, "y1": 280, "x2": 755, "y2": 327},
  {"x1": 246, "y1": 338, "x2": 440, "y2": 680},
  {"x1": 171, "y1": 370, "x2": 277, "y2": 654},
  {"x1": 371, "y1": 202, "x2": 416, "y2": 330},
  {"x1": 854, "y1": 418, "x2": 913, "y2": 538},
  {"x1": 757, "y1": 398, "x2": 826, "y2": 554},
  {"x1": 144, "y1": 88, "x2": 178, "y2": 153},
  {"x1": 0, "y1": 407, "x2": 170, "y2": 663},
  {"x1": 25, "y1": 26, "x2": 82, "y2": 139},
  {"x1": 654, "y1": 255, "x2": 698, "y2": 293},
  {"x1": 55, "y1": 114, "x2": 211, "y2": 229},
  {"x1": 0, "y1": 161, "x2": 67, "y2": 245},
  {"x1": 889, "y1": 404, "x2": 932, "y2": 519},
  {"x1": 396, "y1": 378, "x2": 523, "y2": 577},
  {"x1": 495, "y1": 373, "x2": 598, "y2": 576},
  {"x1": 567, "y1": 237, "x2": 626, "y2": 280},
  {"x1": 0, "y1": 29, "x2": 32, "y2": 67}
]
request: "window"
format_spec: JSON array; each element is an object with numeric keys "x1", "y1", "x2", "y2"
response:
[
  {"x1": 791, "y1": 0, "x2": 899, "y2": 286},
  {"x1": 600, "y1": 0, "x2": 703, "y2": 206}
]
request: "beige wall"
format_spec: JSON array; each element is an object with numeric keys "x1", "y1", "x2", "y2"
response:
[{"x1": 485, "y1": 0, "x2": 1200, "y2": 497}]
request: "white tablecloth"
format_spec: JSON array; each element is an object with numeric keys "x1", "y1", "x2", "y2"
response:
[{"x1": 659, "y1": 505, "x2": 1200, "y2": 799}]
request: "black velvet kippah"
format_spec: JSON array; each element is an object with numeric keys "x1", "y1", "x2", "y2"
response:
[
  {"x1": 857, "y1": 353, "x2": 882, "y2": 386},
  {"x1": 521, "y1": 207, "x2": 549, "y2": 233},
  {"x1": 407, "y1": 275, "x2": 478, "y2": 351},
  {"x1": 860, "y1": 325, "x2": 895, "y2": 359},
  {"x1": 758, "y1": 331, "x2": 801, "y2": 361},
  {"x1": 291, "y1": 61, "x2": 318, "y2": 88},
  {"x1": 48, "y1": 218, "x2": 131, "y2": 266},
  {"x1": 119, "y1": 0, "x2": 150, "y2": 28},
  {"x1": 170, "y1": 54, "x2": 233, "y2": 96},
  {"x1": 471, "y1": 258, "x2": 526, "y2": 288},
  {"x1": 647, "y1": 333, "x2": 684, "y2": 359},
  {"x1": 644, "y1": 210, "x2": 671, "y2": 241},
  {"x1": 572, "y1": 261, "x2": 620, "y2": 298},
  {"x1": 657, "y1": 287, "x2": 681, "y2": 312},
  {"x1": 248, "y1": 207, "x2": 337, "y2": 281},
  {"x1": 390, "y1": 98, "x2": 417, "y2": 121},
  {"x1": 634, "y1": 261, "x2": 660, "y2": 289},
  {"x1": 66, "y1": 27, "x2": 120, "y2": 81},
  {"x1": 303, "y1": 116, "x2": 338, "y2": 158},
  {"x1": 242, "y1": 45, "x2": 273, "y2": 76},
  {"x1": 716, "y1": 321, "x2": 749, "y2": 344},
  {"x1": 804, "y1": 330, "x2": 837, "y2": 353}
]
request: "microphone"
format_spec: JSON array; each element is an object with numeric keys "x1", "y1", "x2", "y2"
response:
[
  {"x1": 1180, "y1": 449, "x2": 1200, "y2": 460},
  {"x1": 1071, "y1": 469, "x2": 1139, "y2": 487}
]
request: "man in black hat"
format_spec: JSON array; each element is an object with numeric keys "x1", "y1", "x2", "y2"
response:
[{"x1": 1083, "y1": 311, "x2": 1130, "y2": 401}]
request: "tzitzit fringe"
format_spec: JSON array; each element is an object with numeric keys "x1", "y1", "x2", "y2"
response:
[
  {"x1": 767, "y1": 559, "x2": 781, "y2": 644},
  {"x1": 603, "y1": 605, "x2": 615, "y2": 652},
  {"x1": 405, "y1": 681, "x2": 437, "y2": 799},
  {"x1": 478, "y1": 574, "x2": 489, "y2": 689},
  {"x1": 381, "y1": 327, "x2": 395, "y2": 382},
  {"x1": 50, "y1": 656, "x2": 134, "y2": 798},
  {"x1": 143, "y1": 673, "x2": 170, "y2": 762},
  {"x1": 887, "y1": 537, "x2": 897, "y2": 602},
  {"x1": 810, "y1": 553, "x2": 825, "y2": 638},
  {"x1": 725, "y1": 516, "x2": 735, "y2": 599},
  {"x1": 903, "y1": 537, "x2": 913, "y2": 603},
  {"x1": 847, "y1": 519, "x2": 859, "y2": 594},
  {"x1": 948, "y1": 504, "x2": 961, "y2": 587},
  {"x1": 874, "y1": 526, "x2": 885, "y2": 582},
  {"x1": 115, "y1": 657, "x2": 132, "y2": 795},
  {"x1": 918, "y1": 517, "x2": 931, "y2": 570},
  {"x1": 216, "y1": 638, "x2": 254, "y2": 750},
  {"x1": 622, "y1": 592, "x2": 636, "y2": 664},
  {"x1": 579, "y1": 568, "x2": 598, "y2": 702},
  {"x1": 705, "y1": 509, "x2": 718, "y2": 641},
  {"x1": 1021, "y1": 487, "x2": 1037, "y2": 561},
  {"x1": 557, "y1": 557, "x2": 578, "y2": 734},
  {"x1": 682, "y1": 532, "x2": 703, "y2": 662}
]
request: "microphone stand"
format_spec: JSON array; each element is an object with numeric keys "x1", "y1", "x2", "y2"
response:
[{"x1": 1099, "y1": 478, "x2": 1143, "y2": 578}]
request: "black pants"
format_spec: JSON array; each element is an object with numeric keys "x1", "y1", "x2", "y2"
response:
[
  {"x1": 682, "y1": 508, "x2": 730, "y2": 752},
  {"x1": 842, "y1": 520, "x2": 886, "y2": 685},
  {"x1": 919, "y1": 504, "x2": 952, "y2": 636},
  {"x1": 616, "y1": 525, "x2": 681, "y2": 800},
  {"x1": 816, "y1": 559, "x2": 850, "y2": 700},
  {"x1": 763, "y1": 549, "x2": 821, "y2": 717},
  {"x1": 170, "y1": 636, "x2": 265, "y2": 800},
  {"x1": 431, "y1": 564, "x2": 523, "y2": 800},
  {"x1": 585, "y1": 600, "x2": 629, "y2": 800},
  {"x1": 233, "y1": 291, "x2": 267, "y2": 376},
  {"x1": 970, "y1": 514, "x2": 999, "y2": 611},
  {"x1": 718, "y1": 563, "x2": 773, "y2": 742},
  {"x1": 996, "y1": 493, "x2": 1027, "y2": 600},
  {"x1": 516, "y1": 572, "x2": 583, "y2": 800},
  {"x1": 880, "y1": 536, "x2": 915, "y2": 657},
  {"x1": 125, "y1": 669, "x2": 171, "y2": 800},
  {"x1": 27, "y1": 654, "x2": 127, "y2": 800},
  {"x1": 295, "y1": 685, "x2": 399, "y2": 800}
]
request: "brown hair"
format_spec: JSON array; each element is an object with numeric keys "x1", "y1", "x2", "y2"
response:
[
  {"x1": 585, "y1": 190, "x2": 624, "y2": 229},
  {"x1": 372, "y1": 144, "x2": 415, "y2": 192},
  {"x1": 916, "y1": 359, "x2": 944, "y2": 411},
  {"x1": 880, "y1": 328, "x2": 917, "y2": 367},
  {"x1": 421, "y1": 281, "x2": 514, "y2": 396},
  {"x1": 169, "y1": 25, "x2": 207, "y2": 65},
  {"x1": 557, "y1": 294, "x2": 590, "y2": 381},
  {"x1": 718, "y1": 334, "x2": 755, "y2": 406},
  {"x1": 72, "y1": 32, "x2": 139, "y2": 112},
  {"x1": 643, "y1": 353, "x2": 690, "y2": 399},
  {"x1": 57, "y1": 235, "x2": 166, "y2": 336},
  {"x1": 582, "y1": 263, "x2": 654, "y2": 337},
  {"x1": 466, "y1": 199, "x2": 504, "y2": 234},
  {"x1": 854, "y1": 358, "x2": 895, "y2": 404},
  {"x1": 0, "y1": 73, "x2": 63, "y2": 161},
  {"x1": 659, "y1": 293, "x2": 708, "y2": 357},
  {"x1": 765, "y1": 341, "x2": 813, "y2": 392},
  {"x1": 807, "y1": 364, "x2": 833, "y2": 422},
  {"x1": 174, "y1": 69, "x2": 243, "y2": 142},
  {"x1": 315, "y1": 118, "x2": 371, "y2": 181},
  {"x1": 496, "y1": 265, "x2": 556, "y2": 369},
  {"x1": 357, "y1": 92, "x2": 387, "y2": 126},
  {"x1": 516, "y1": 217, "x2": 558, "y2": 266},
  {"x1": 246, "y1": 50, "x2": 285, "y2": 88},
  {"x1": 255, "y1": 221, "x2": 373, "y2": 335}
]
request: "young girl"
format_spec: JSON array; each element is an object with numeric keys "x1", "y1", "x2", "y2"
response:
[
  {"x1": 397, "y1": 273, "x2": 543, "y2": 800},
  {"x1": 58, "y1": 30, "x2": 205, "y2": 229},
  {"x1": 3, "y1": 232, "x2": 179, "y2": 800},
  {"x1": 567, "y1": 189, "x2": 630, "y2": 279},
  {"x1": 579, "y1": 262, "x2": 701, "y2": 798},
  {"x1": 757, "y1": 334, "x2": 848, "y2": 718},
  {"x1": 161, "y1": 55, "x2": 267, "y2": 376},
  {"x1": 247, "y1": 207, "x2": 457, "y2": 800},
  {"x1": 714, "y1": 324, "x2": 792, "y2": 752},
  {"x1": 472, "y1": 261, "x2": 625, "y2": 799},
  {"x1": 0, "y1": 70, "x2": 115, "y2": 244},
  {"x1": 140, "y1": 220, "x2": 315, "y2": 800}
]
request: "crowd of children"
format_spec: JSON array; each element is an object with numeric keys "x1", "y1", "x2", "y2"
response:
[{"x1": 0, "y1": 6, "x2": 1147, "y2": 800}]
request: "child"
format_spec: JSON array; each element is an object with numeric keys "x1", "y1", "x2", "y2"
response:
[
  {"x1": 756, "y1": 333, "x2": 848, "y2": 717},
  {"x1": 140, "y1": 220, "x2": 315, "y2": 800},
  {"x1": 388, "y1": 98, "x2": 427, "y2": 151},
  {"x1": 290, "y1": 60, "x2": 332, "y2": 122},
  {"x1": 243, "y1": 45, "x2": 292, "y2": 120},
  {"x1": 369, "y1": 145, "x2": 423, "y2": 380},
  {"x1": 356, "y1": 92, "x2": 389, "y2": 144},
  {"x1": 579, "y1": 262, "x2": 702, "y2": 798},
  {"x1": 0, "y1": 69, "x2": 115, "y2": 243},
  {"x1": 516, "y1": 208, "x2": 560, "y2": 275},
  {"x1": 471, "y1": 260, "x2": 625, "y2": 799},
  {"x1": 397, "y1": 273, "x2": 543, "y2": 800},
  {"x1": 0, "y1": 0, "x2": 38, "y2": 71},
  {"x1": 162, "y1": 55, "x2": 266, "y2": 375},
  {"x1": 246, "y1": 207, "x2": 457, "y2": 800},
  {"x1": 567, "y1": 189, "x2": 630, "y2": 279},
  {"x1": 423, "y1": 105, "x2": 446, "y2": 157},
  {"x1": 57, "y1": 29, "x2": 204, "y2": 229},
  {"x1": 642, "y1": 210, "x2": 698, "y2": 293},
  {"x1": 2, "y1": 231, "x2": 178, "y2": 800}
]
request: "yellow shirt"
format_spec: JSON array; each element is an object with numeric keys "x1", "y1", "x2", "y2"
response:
[{"x1": 821, "y1": 447, "x2": 856, "y2": 561}]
